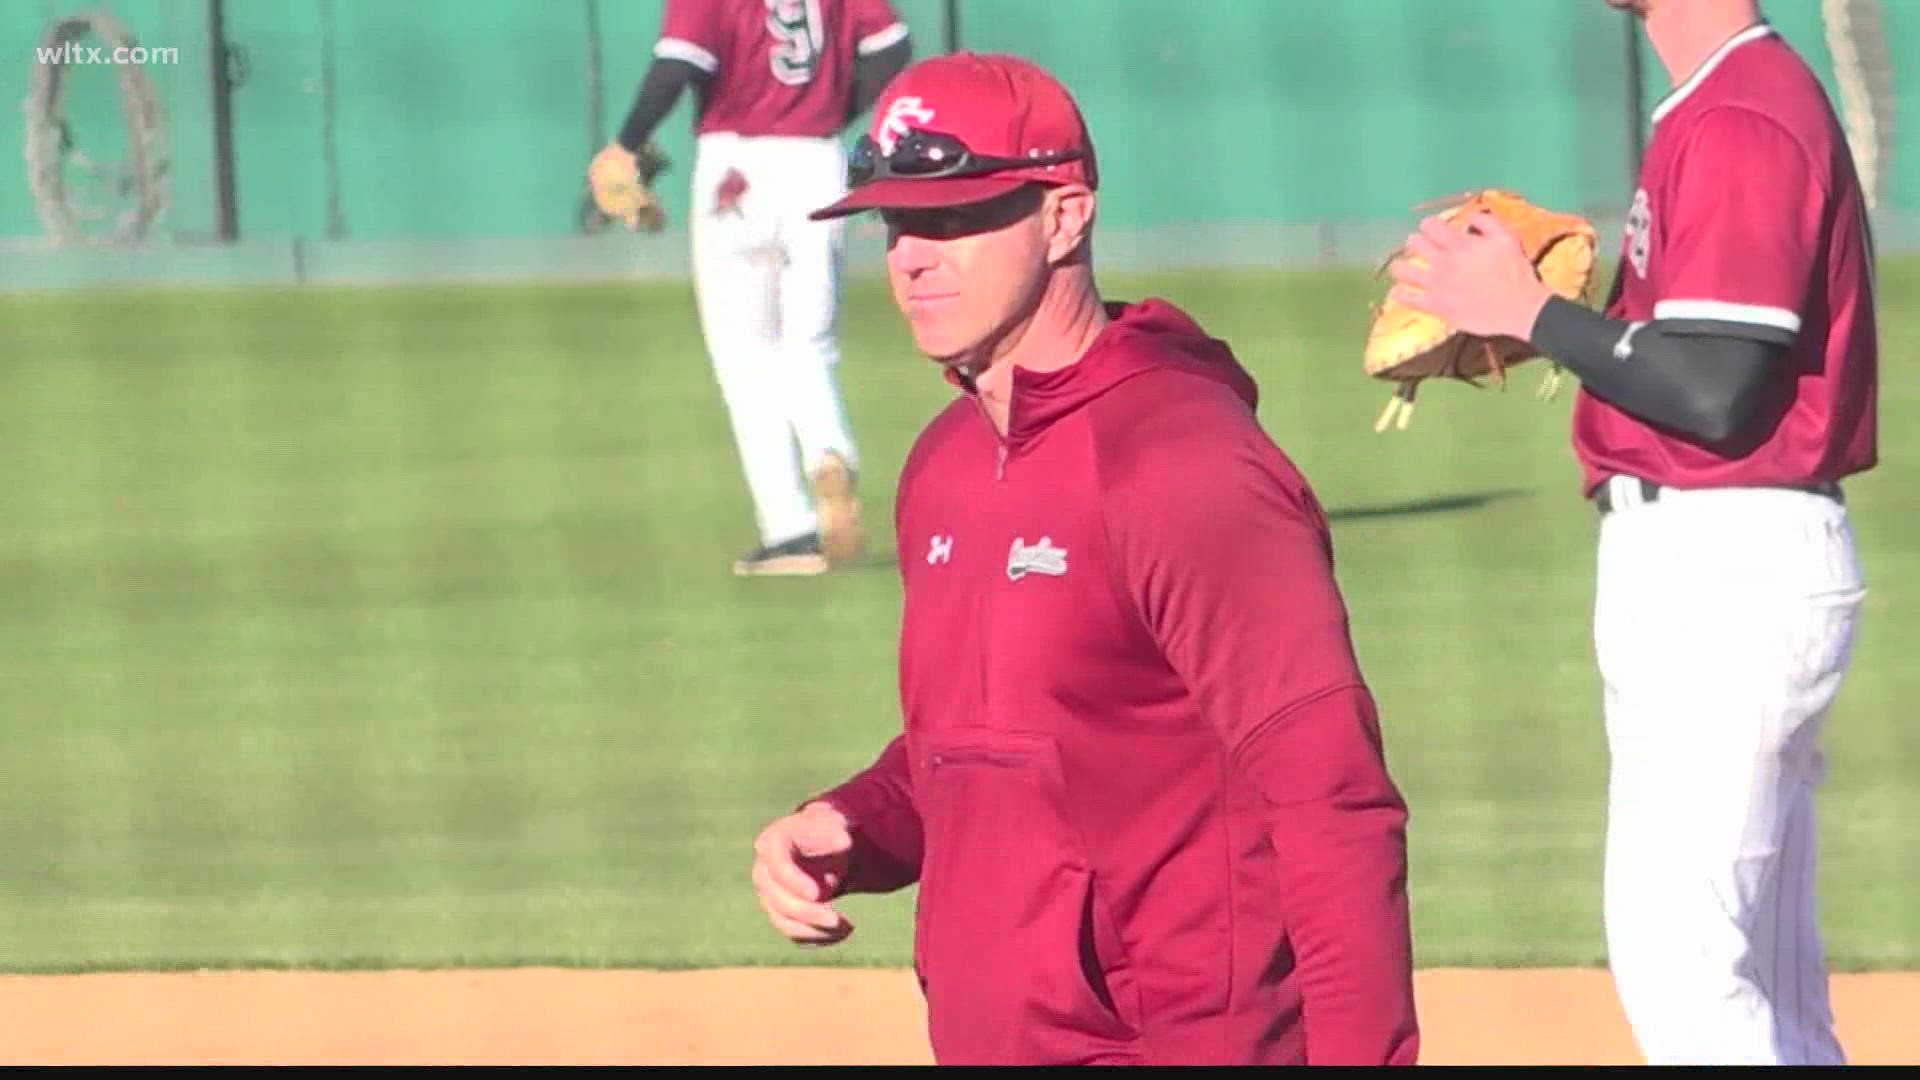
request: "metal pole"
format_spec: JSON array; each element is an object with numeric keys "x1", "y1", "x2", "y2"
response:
[
  {"x1": 208, "y1": 0, "x2": 239, "y2": 241},
  {"x1": 581, "y1": 0, "x2": 607, "y2": 233},
  {"x1": 585, "y1": 0, "x2": 604, "y2": 151},
  {"x1": 942, "y1": 0, "x2": 960, "y2": 54},
  {"x1": 1624, "y1": 13, "x2": 1646, "y2": 186},
  {"x1": 320, "y1": 0, "x2": 345, "y2": 240}
]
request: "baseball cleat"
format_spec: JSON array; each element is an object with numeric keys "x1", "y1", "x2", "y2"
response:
[
  {"x1": 732, "y1": 532, "x2": 830, "y2": 577},
  {"x1": 809, "y1": 451, "x2": 867, "y2": 567}
]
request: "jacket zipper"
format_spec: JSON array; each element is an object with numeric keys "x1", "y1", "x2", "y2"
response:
[
  {"x1": 965, "y1": 377, "x2": 1012, "y2": 481},
  {"x1": 999, "y1": 379, "x2": 1014, "y2": 480},
  {"x1": 958, "y1": 373, "x2": 1008, "y2": 734}
]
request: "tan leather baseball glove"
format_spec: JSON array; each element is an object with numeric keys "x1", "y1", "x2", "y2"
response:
[
  {"x1": 588, "y1": 141, "x2": 670, "y2": 233},
  {"x1": 1363, "y1": 189, "x2": 1600, "y2": 431}
]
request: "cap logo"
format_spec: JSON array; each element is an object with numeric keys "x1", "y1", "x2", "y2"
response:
[{"x1": 878, "y1": 95, "x2": 936, "y2": 155}]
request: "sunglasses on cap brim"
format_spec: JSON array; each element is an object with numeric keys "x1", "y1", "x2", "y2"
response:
[{"x1": 848, "y1": 129, "x2": 1084, "y2": 187}]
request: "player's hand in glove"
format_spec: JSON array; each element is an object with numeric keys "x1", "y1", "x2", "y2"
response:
[
  {"x1": 588, "y1": 141, "x2": 670, "y2": 233},
  {"x1": 1389, "y1": 210, "x2": 1558, "y2": 340},
  {"x1": 751, "y1": 802, "x2": 855, "y2": 946},
  {"x1": 1363, "y1": 189, "x2": 1598, "y2": 431}
]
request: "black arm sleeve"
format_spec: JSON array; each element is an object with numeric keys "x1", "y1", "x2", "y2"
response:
[
  {"x1": 1529, "y1": 296, "x2": 1793, "y2": 449},
  {"x1": 849, "y1": 37, "x2": 912, "y2": 124},
  {"x1": 616, "y1": 58, "x2": 708, "y2": 152}
]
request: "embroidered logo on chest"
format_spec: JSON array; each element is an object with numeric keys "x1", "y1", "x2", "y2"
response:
[{"x1": 1006, "y1": 537, "x2": 1068, "y2": 580}]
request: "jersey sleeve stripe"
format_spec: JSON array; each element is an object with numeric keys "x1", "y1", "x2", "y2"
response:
[
  {"x1": 654, "y1": 37, "x2": 719, "y2": 73},
  {"x1": 1653, "y1": 299, "x2": 1801, "y2": 335},
  {"x1": 1655, "y1": 318, "x2": 1798, "y2": 348},
  {"x1": 857, "y1": 22, "x2": 909, "y2": 55}
]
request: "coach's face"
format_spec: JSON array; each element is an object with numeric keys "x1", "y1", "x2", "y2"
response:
[{"x1": 882, "y1": 183, "x2": 1095, "y2": 370}]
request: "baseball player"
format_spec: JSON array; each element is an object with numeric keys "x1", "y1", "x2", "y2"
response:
[
  {"x1": 1388, "y1": 0, "x2": 1877, "y2": 1065},
  {"x1": 591, "y1": 0, "x2": 913, "y2": 576},
  {"x1": 748, "y1": 52, "x2": 1419, "y2": 1066}
]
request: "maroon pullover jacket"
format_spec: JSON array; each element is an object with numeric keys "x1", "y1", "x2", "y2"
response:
[{"x1": 812, "y1": 298, "x2": 1419, "y2": 1066}]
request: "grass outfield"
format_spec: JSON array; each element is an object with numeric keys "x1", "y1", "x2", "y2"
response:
[{"x1": 0, "y1": 261, "x2": 1914, "y2": 974}]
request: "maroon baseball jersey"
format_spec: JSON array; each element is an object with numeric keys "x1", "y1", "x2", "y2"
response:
[
  {"x1": 1572, "y1": 24, "x2": 1879, "y2": 496},
  {"x1": 656, "y1": 0, "x2": 908, "y2": 139}
]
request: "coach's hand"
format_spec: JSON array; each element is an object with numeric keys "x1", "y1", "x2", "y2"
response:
[{"x1": 752, "y1": 802, "x2": 855, "y2": 946}]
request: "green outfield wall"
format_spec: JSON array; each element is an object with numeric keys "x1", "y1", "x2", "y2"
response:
[{"x1": 3, "y1": 1, "x2": 1914, "y2": 247}]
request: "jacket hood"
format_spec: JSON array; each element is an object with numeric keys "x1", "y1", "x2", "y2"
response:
[{"x1": 967, "y1": 298, "x2": 1259, "y2": 446}]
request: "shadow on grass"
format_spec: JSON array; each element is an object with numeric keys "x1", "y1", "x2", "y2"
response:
[
  {"x1": 1327, "y1": 488, "x2": 1532, "y2": 523},
  {"x1": 826, "y1": 490, "x2": 1531, "y2": 572}
]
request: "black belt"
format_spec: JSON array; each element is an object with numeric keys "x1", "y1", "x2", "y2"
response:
[{"x1": 1594, "y1": 476, "x2": 1844, "y2": 515}]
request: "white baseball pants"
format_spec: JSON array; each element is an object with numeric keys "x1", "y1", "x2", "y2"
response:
[
  {"x1": 687, "y1": 132, "x2": 860, "y2": 548},
  {"x1": 1592, "y1": 478, "x2": 1866, "y2": 1066}
]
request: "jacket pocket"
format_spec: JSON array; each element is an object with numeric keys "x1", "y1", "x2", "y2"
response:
[{"x1": 914, "y1": 730, "x2": 1140, "y2": 1063}]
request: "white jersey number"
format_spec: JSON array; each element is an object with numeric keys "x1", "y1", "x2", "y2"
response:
[{"x1": 767, "y1": 0, "x2": 826, "y2": 86}]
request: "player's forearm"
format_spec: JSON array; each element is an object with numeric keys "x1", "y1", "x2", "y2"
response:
[
  {"x1": 616, "y1": 57, "x2": 706, "y2": 152},
  {"x1": 1242, "y1": 686, "x2": 1419, "y2": 1066},
  {"x1": 807, "y1": 735, "x2": 922, "y2": 894},
  {"x1": 849, "y1": 38, "x2": 912, "y2": 123},
  {"x1": 1529, "y1": 296, "x2": 1789, "y2": 446}
]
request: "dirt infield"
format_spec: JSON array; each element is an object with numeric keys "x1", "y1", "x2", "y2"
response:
[{"x1": 0, "y1": 968, "x2": 1913, "y2": 1065}]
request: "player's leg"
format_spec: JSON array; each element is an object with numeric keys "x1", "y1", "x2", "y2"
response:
[
  {"x1": 1594, "y1": 488, "x2": 1862, "y2": 1065},
  {"x1": 775, "y1": 199, "x2": 860, "y2": 476},
  {"x1": 688, "y1": 137, "x2": 824, "y2": 575},
  {"x1": 772, "y1": 137, "x2": 864, "y2": 565},
  {"x1": 1594, "y1": 511, "x2": 1691, "y2": 1060},
  {"x1": 1601, "y1": 691, "x2": 1848, "y2": 1065},
  {"x1": 1747, "y1": 743, "x2": 1848, "y2": 1066},
  {"x1": 1740, "y1": 494, "x2": 1862, "y2": 1065}
]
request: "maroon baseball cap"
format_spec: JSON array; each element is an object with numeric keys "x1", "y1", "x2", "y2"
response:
[{"x1": 809, "y1": 51, "x2": 1098, "y2": 221}]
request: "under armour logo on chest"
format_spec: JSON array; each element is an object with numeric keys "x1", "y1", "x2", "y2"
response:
[{"x1": 927, "y1": 534, "x2": 954, "y2": 565}]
